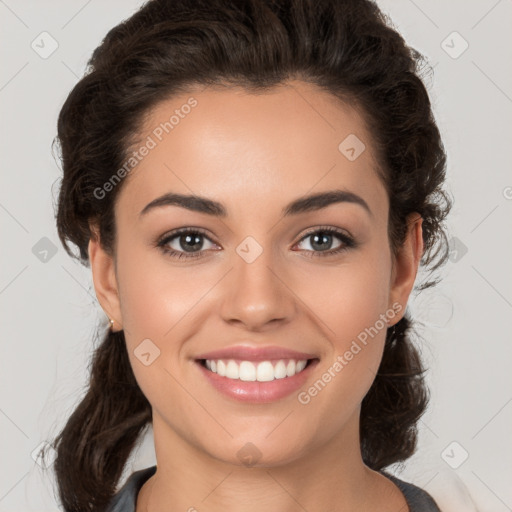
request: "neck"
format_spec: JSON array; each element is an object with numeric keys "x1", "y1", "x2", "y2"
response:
[{"x1": 137, "y1": 412, "x2": 408, "y2": 512}]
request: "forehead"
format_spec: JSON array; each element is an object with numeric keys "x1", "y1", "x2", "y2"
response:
[{"x1": 116, "y1": 81, "x2": 386, "y2": 221}]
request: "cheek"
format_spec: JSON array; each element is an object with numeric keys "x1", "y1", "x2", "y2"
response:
[
  {"x1": 115, "y1": 241, "x2": 207, "y2": 339},
  {"x1": 304, "y1": 245, "x2": 392, "y2": 344},
  {"x1": 114, "y1": 246, "x2": 218, "y2": 398},
  {"x1": 307, "y1": 245, "x2": 392, "y2": 394}
]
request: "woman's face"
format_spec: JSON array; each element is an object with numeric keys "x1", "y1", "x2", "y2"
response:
[{"x1": 90, "y1": 80, "x2": 422, "y2": 467}]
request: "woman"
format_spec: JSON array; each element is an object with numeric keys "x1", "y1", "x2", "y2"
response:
[{"x1": 49, "y1": 0, "x2": 451, "y2": 510}]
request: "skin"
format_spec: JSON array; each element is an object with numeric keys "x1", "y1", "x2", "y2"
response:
[{"x1": 88, "y1": 80, "x2": 423, "y2": 512}]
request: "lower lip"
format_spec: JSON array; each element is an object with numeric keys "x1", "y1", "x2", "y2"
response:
[{"x1": 195, "y1": 359, "x2": 319, "y2": 403}]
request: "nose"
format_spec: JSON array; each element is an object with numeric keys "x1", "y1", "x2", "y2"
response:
[{"x1": 219, "y1": 245, "x2": 296, "y2": 331}]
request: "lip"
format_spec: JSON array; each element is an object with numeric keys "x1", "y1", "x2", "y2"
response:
[
  {"x1": 195, "y1": 345, "x2": 318, "y2": 362},
  {"x1": 194, "y1": 344, "x2": 320, "y2": 403},
  {"x1": 196, "y1": 360, "x2": 319, "y2": 403}
]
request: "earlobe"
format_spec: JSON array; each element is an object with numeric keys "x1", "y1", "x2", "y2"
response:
[
  {"x1": 387, "y1": 213, "x2": 424, "y2": 324},
  {"x1": 88, "y1": 233, "x2": 123, "y2": 331}
]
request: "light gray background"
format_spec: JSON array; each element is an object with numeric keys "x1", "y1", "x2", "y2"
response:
[{"x1": 1, "y1": 1, "x2": 511, "y2": 511}]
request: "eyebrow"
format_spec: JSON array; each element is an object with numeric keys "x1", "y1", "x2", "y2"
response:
[{"x1": 139, "y1": 189, "x2": 372, "y2": 219}]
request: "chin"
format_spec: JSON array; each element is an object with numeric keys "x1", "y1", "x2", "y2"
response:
[{"x1": 204, "y1": 436, "x2": 307, "y2": 469}]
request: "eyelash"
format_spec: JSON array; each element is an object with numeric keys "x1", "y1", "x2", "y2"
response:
[{"x1": 156, "y1": 226, "x2": 357, "y2": 261}]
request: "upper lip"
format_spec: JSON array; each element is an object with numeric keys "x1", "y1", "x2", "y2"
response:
[{"x1": 195, "y1": 345, "x2": 319, "y2": 362}]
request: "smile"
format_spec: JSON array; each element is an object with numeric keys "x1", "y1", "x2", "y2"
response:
[
  {"x1": 201, "y1": 358, "x2": 310, "y2": 382},
  {"x1": 196, "y1": 357, "x2": 320, "y2": 403}
]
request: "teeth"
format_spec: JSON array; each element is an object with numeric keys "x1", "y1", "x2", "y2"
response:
[{"x1": 203, "y1": 358, "x2": 309, "y2": 381}]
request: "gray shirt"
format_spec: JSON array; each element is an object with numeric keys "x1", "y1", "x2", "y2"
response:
[{"x1": 105, "y1": 465, "x2": 441, "y2": 511}]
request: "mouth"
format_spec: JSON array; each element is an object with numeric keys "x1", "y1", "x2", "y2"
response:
[{"x1": 194, "y1": 357, "x2": 320, "y2": 403}]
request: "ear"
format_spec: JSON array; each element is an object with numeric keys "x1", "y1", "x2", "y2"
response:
[
  {"x1": 88, "y1": 224, "x2": 123, "y2": 331},
  {"x1": 387, "y1": 212, "x2": 424, "y2": 324}
]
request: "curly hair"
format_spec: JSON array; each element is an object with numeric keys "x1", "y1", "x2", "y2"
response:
[{"x1": 48, "y1": 0, "x2": 452, "y2": 510}]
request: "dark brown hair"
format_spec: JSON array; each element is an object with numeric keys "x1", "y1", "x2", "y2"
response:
[{"x1": 48, "y1": 0, "x2": 452, "y2": 510}]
